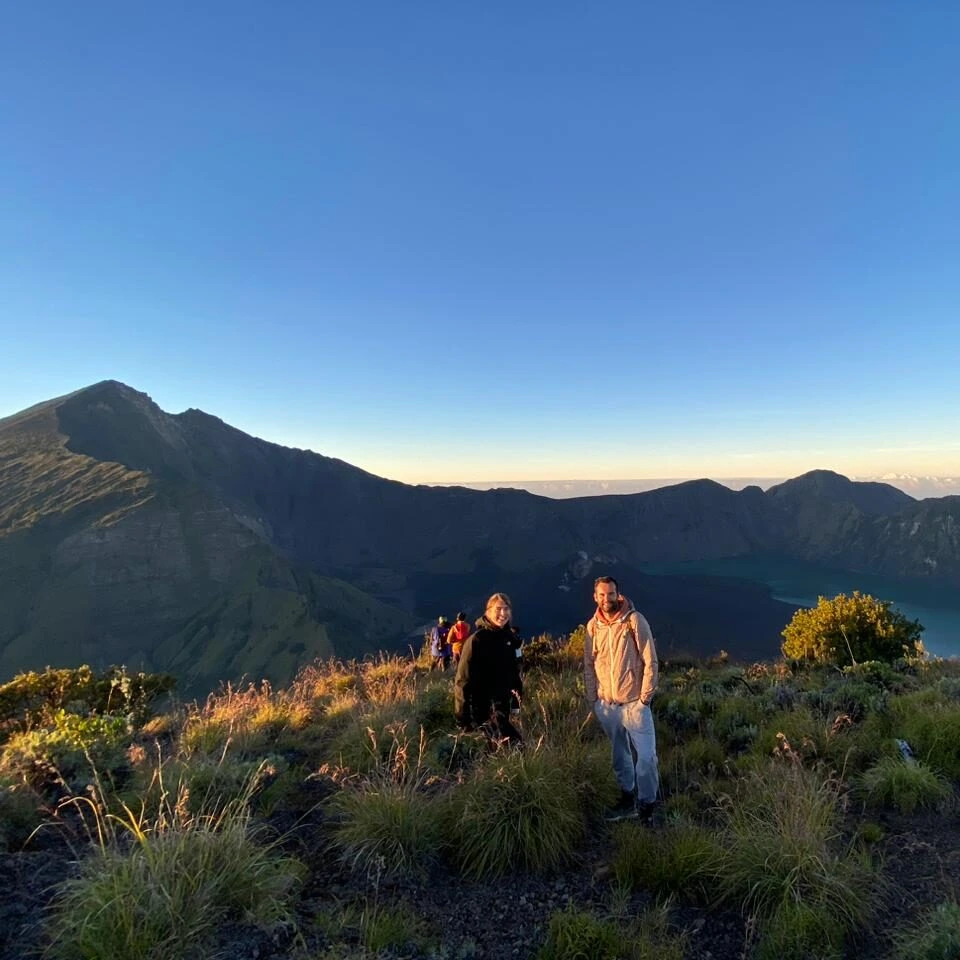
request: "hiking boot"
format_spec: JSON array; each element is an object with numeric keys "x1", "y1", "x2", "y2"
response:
[
  {"x1": 605, "y1": 790, "x2": 638, "y2": 822},
  {"x1": 637, "y1": 800, "x2": 658, "y2": 823}
]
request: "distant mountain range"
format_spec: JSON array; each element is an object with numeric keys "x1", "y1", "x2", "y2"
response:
[
  {"x1": 446, "y1": 475, "x2": 960, "y2": 500},
  {"x1": 2, "y1": 381, "x2": 958, "y2": 693}
]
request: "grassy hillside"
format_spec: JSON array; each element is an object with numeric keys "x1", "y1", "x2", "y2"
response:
[{"x1": 2, "y1": 640, "x2": 960, "y2": 960}]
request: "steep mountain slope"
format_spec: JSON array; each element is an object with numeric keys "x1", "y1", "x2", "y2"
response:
[
  {"x1": 0, "y1": 386, "x2": 414, "y2": 693},
  {"x1": 2, "y1": 381, "x2": 956, "y2": 692}
]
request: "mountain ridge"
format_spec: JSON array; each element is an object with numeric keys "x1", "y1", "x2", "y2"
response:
[{"x1": 1, "y1": 380, "x2": 957, "y2": 693}]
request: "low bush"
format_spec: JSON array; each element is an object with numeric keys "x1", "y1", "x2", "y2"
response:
[
  {"x1": 129, "y1": 755, "x2": 286, "y2": 818},
  {"x1": 46, "y1": 801, "x2": 304, "y2": 960},
  {"x1": 331, "y1": 783, "x2": 444, "y2": 876},
  {"x1": 0, "y1": 666, "x2": 175, "y2": 738},
  {"x1": 538, "y1": 902, "x2": 686, "y2": 960},
  {"x1": 1, "y1": 710, "x2": 130, "y2": 792},
  {"x1": 327, "y1": 707, "x2": 415, "y2": 774},
  {"x1": 413, "y1": 681, "x2": 455, "y2": 734},
  {"x1": 857, "y1": 756, "x2": 952, "y2": 814},
  {"x1": 612, "y1": 818, "x2": 720, "y2": 900},
  {"x1": 753, "y1": 899, "x2": 845, "y2": 960},
  {"x1": 782, "y1": 591, "x2": 924, "y2": 667},
  {"x1": 895, "y1": 901, "x2": 960, "y2": 960},
  {"x1": 448, "y1": 745, "x2": 583, "y2": 877},
  {"x1": 0, "y1": 775, "x2": 43, "y2": 850},
  {"x1": 181, "y1": 683, "x2": 314, "y2": 758},
  {"x1": 891, "y1": 697, "x2": 960, "y2": 779},
  {"x1": 537, "y1": 905, "x2": 620, "y2": 960},
  {"x1": 715, "y1": 760, "x2": 878, "y2": 958}
]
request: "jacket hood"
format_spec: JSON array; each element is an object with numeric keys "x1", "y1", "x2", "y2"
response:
[
  {"x1": 475, "y1": 614, "x2": 512, "y2": 632},
  {"x1": 594, "y1": 595, "x2": 636, "y2": 625}
]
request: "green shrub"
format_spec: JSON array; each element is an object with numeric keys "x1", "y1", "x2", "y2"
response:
[
  {"x1": 413, "y1": 682, "x2": 455, "y2": 734},
  {"x1": 857, "y1": 756, "x2": 952, "y2": 814},
  {"x1": 820, "y1": 677, "x2": 889, "y2": 722},
  {"x1": 0, "y1": 776, "x2": 43, "y2": 850},
  {"x1": 891, "y1": 697, "x2": 960, "y2": 779},
  {"x1": 612, "y1": 819, "x2": 720, "y2": 900},
  {"x1": 537, "y1": 905, "x2": 620, "y2": 960},
  {"x1": 753, "y1": 899, "x2": 845, "y2": 960},
  {"x1": 526, "y1": 673, "x2": 596, "y2": 749},
  {"x1": 426, "y1": 730, "x2": 487, "y2": 775},
  {"x1": 895, "y1": 901, "x2": 960, "y2": 960},
  {"x1": 855, "y1": 821, "x2": 885, "y2": 846},
  {"x1": 676, "y1": 736, "x2": 727, "y2": 776},
  {"x1": 539, "y1": 902, "x2": 686, "y2": 960},
  {"x1": 0, "y1": 666, "x2": 175, "y2": 740},
  {"x1": 130, "y1": 755, "x2": 286, "y2": 818},
  {"x1": 715, "y1": 761, "x2": 878, "y2": 958},
  {"x1": 936, "y1": 677, "x2": 960, "y2": 701},
  {"x1": 654, "y1": 694, "x2": 702, "y2": 739},
  {"x1": 331, "y1": 783, "x2": 444, "y2": 876},
  {"x1": 332, "y1": 901, "x2": 434, "y2": 955},
  {"x1": 1, "y1": 710, "x2": 130, "y2": 791},
  {"x1": 448, "y1": 746, "x2": 583, "y2": 877},
  {"x1": 327, "y1": 706, "x2": 414, "y2": 774},
  {"x1": 709, "y1": 695, "x2": 761, "y2": 753},
  {"x1": 46, "y1": 806, "x2": 304, "y2": 960},
  {"x1": 782, "y1": 592, "x2": 924, "y2": 666},
  {"x1": 564, "y1": 625, "x2": 588, "y2": 662},
  {"x1": 843, "y1": 659, "x2": 912, "y2": 692}
]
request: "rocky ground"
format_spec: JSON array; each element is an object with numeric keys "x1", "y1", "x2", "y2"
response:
[{"x1": 3, "y1": 798, "x2": 958, "y2": 960}]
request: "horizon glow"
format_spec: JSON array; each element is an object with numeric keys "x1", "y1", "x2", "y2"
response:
[{"x1": 2, "y1": 3, "x2": 958, "y2": 484}]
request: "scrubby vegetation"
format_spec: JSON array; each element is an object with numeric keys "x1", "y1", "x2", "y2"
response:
[
  {"x1": 0, "y1": 614, "x2": 958, "y2": 959},
  {"x1": 781, "y1": 590, "x2": 925, "y2": 665}
]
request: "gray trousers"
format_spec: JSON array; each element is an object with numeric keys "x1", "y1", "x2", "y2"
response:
[{"x1": 594, "y1": 699, "x2": 659, "y2": 804}]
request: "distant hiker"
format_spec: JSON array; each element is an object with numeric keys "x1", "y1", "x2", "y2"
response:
[
  {"x1": 447, "y1": 611, "x2": 471, "y2": 667},
  {"x1": 430, "y1": 616, "x2": 451, "y2": 670},
  {"x1": 585, "y1": 576, "x2": 659, "y2": 822},
  {"x1": 454, "y1": 593, "x2": 523, "y2": 745}
]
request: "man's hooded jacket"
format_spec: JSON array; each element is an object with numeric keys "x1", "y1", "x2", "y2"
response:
[{"x1": 584, "y1": 596, "x2": 658, "y2": 705}]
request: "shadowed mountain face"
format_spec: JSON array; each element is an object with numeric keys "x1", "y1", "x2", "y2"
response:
[{"x1": 1, "y1": 381, "x2": 957, "y2": 692}]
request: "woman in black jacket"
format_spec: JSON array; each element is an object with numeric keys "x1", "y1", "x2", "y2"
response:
[{"x1": 454, "y1": 592, "x2": 523, "y2": 745}]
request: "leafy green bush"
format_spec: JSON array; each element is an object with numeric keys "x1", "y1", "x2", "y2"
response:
[
  {"x1": 857, "y1": 756, "x2": 952, "y2": 814},
  {"x1": 0, "y1": 666, "x2": 175, "y2": 738},
  {"x1": 1, "y1": 710, "x2": 130, "y2": 791},
  {"x1": 895, "y1": 901, "x2": 960, "y2": 960},
  {"x1": 564, "y1": 625, "x2": 588, "y2": 662},
  {"x1": 709, "y1": 696, "x2": 762, "y2": 753},
  {"x1": 447, "y1": 746, "x2": 583, "y2": 877},
  {"x1": 654, "y1": 694, "x2": 702, "y2": 739},
  {"x1": 782, "y1": 592, "x2": 924, "y2": 666}
]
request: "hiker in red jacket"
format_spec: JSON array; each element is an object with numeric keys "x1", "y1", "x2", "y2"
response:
[{"x1": 447, "y1": 611, "x2": 470, "y2": 667}]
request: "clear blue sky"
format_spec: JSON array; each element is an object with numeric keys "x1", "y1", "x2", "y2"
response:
[{"x1": 2, "y1": 2, "x2": 958, "y2": 482}]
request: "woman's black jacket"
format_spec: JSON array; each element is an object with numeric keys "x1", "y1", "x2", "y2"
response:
[{"x1": 453, "y1": 617, "x2": 523, "y2": 728}]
